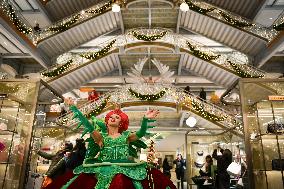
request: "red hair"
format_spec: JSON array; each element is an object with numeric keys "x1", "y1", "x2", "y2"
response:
[{"x1": 105, "y1": 109, "x2": 129, "y2": 133}]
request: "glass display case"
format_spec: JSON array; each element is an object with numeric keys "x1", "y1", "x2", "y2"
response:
[
  {"x1": 239, "y1": 78, "x2": 284, "y2": 189},
  {"x1": 0, "y1": 80, "x2": 40, "y2": 189},
  {"x1": 0, "y1": 79, "x2": 63, "y2": 189}
]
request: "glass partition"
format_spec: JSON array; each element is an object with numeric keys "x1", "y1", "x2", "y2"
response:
[
  {"x1": 239, "y1": 78, "x2": 284, "y2": 189},
  {"x1": 0, "y1": 80, "x2": 40, "y2": 189}
]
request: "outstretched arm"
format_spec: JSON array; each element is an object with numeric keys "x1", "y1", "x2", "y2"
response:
[
  {"x1": 128, "y1": 109, "x2": 159, "y2": 142},
  {"x1": 70, "y1": 106, "x2": 104, "y2": 146}
]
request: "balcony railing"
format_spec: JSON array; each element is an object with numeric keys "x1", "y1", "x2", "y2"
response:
[
  {"x1": 56, "y1": 83, "x2": 243, "y2": 135},
  {"x1": 40, "y1": 28, "x2": 266, "y2": 81},
  {"x1": 187, "y1": 0, "x2": 279, "y2": 42}
]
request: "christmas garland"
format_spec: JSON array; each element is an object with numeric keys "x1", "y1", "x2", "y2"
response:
[
  {"x1": 47, "y1": 14, "x2": 80, "y2": 32},
  {"x1": 85, "y1": 0, "x2": 114, "y2": 14},
  {"x1": 227, "y1": 60, "x2": 264, "y2": 78},
  {"x1": 79, "y1": 40, "x2": 116, "y2": 60},
  {"x1": 191, "y1": 100, "x2": 226, "y2": 121},
  {"x1": 218, "y1": 11, "x2": 253, "y2": 28},
  {"x1": 273, "y1": 22, "x2": 284, "y2": 31},
  {"x1": 41, "y1": 60, "x2": 73, "y2": 77},
  {"x1": 131, "y1": 30, "x2": 167, "y2": 41},
  {"x1": 185, "y1": 0, "x2": 215, "y2": 14},
  {"x1": 85, "y1": 96, "x2": 110, "y2": 118},
  {"x1": 128, "y1": 88, "x2": 166, "y2": 101},
  {"x1": 0, "y1": 83, "x2": 20, "y2": 94},
  {"x1": 7, "y1": 4, "x2": 32, "y2": 34},
  {"x1": 186, "y1": 41, "x2": 220, "y2": 61}
]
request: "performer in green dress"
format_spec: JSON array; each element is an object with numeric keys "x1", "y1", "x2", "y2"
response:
[{"x1": 58, "y1": 107, "x2": 176, "y2": 189}]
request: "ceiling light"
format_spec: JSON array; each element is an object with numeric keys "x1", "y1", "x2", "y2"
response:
[
  {"x1": 112, "y1": 3, "x2": 120, "y2": 12},
  {"x1": 269, "y1": 17, "x2": 273, "y2": 20},
  {"x1": 186, "y1": 116, "x2": 197, "y2": 127},
  {"x1": 180, "y1": 2, "x2": 189, "y2": 12}
]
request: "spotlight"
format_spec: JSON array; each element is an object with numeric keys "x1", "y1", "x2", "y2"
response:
[
  {"x1": 180, "y1": 2, "x2": 189, "y2": 12},
  {"x1": 186, "y1": 116, "x2": 197, "y2": 127},
  {"x1": 112, "y1": 3, "x2": 121, "y2": 12}
]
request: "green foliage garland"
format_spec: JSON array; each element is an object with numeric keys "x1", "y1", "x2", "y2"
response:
[
  {"x1": 186, "y1": 41, "x2": 220, "y2": 61},
  {"x1": 79, "y1": 40, "x2": 116, "y2": 60},
  {"x1": 191, "y1": 100, "x2": 226, "y2": 121},
  {"x1": 85, "y1": 96, "x2": 110, "y2": 118},
  {"x1": 48, "y1": 14, "x2": 80, "y2": 32},
  {"x1": 227, "y1": 60, "x2": 264, "y2": 78},
  {"x1": 218, "y1": 11, "x2": 253, "y2": 28},
  {"x1": 42, "y1": 60, "x2": 73, "y2": 77},
  {"x1": 273, "y1": 22, "x2": 284, "y2": 31},
  {"x1": 128, "y1": 88, "x2": 166, "y2": 101},
  {"x1": 131, "y1": 31, "x2": 167, "y2": 41},
  {"x1": 185, "y1": 0, "x2": 215, "y2": 14},
  {"x1": 85, "y1": 0, "x2": 114, "y2": 14},
  {"x1": 7, "y1": 4, "x2": 32, "y2": 34}
]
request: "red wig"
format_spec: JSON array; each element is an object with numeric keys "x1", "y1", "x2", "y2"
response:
[{"x1": 105, "y1": 109, "x2": 129, "y2": 133}]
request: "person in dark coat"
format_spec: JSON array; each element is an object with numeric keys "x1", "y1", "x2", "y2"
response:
[
  {"x1": 173, "y1": 154, "x2": 186, "y2": 189},
  {"x1": 212, "y1": 148, "x2": 232, "y2": 189},
  {"x1": 184, "y1": 86, "x2": 191, "y2": 95},
  {"x1": 65, "y1": 138, "x2": 86, "y2": 170},
  {"x1": 199, "y1": 88, "x2": 207, "y2": 100},
  {"x1": 162, "y1": 158, "x2": 172, "y2": 179},
  {"x1": 37, "y1": 142, "x2": 73, "y2": 189}
]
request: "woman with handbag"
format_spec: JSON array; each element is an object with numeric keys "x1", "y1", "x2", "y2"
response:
[{"x1": 212, "y1": 148, "x2": 232, "y2": 189}]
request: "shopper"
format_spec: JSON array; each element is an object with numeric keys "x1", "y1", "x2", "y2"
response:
[
  {"x1": 184, "y1": 86, "x2": 191, "y2": 95},
  {"x1": 162, "y1": 158, "x2": 172, "y2": 179},
  {"x1": 212, "y1": 148, "x2": 232, "y2": 189},
  {"x1": 199, "y1": 88, "x2": 207, "y2": 100},
  {"x1": 37, "y1": 142, "x2": 73, "y2": 189},
  {"x1": 173, "y1": 154, "x2": 186, "y2": 189},
  {"x1": 88, "y1": 90, "x2": 99, "y2": 102},
  {"x1": 34, "y1": 23, "x2": 41, "y2": 33},
  {"x1": 199, "y1": 155, "x2": 213, "y2": 177},
  {"x1": 65, "y1": 138, "x2": 86, "y2": 170}
]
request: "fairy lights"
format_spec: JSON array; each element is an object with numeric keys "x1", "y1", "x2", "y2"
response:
[
  {"x1": 227, "y1": 60, "x2": 264, "y2": 78},
  {"x1": 41, "y1": 60, "x2": 73, "y2": 77},
  {"x1": 131, "y1": 30, "x2": 167, "y2": 41},
  {"x1": 185, "y1": 0, "x2": 215, "y2": 14},
  {"x1": 128, "y1": 88, "x2": 166, "y2": 101},
  {"x1": 3, "y1": 3, "x2": 33, "y2": 35},
  {"x1": 79, "y1": 40, "x2": 116, "y2": 60},
  {"x1": 186, "y1": 41, "x2": 220, "y2": 61}
]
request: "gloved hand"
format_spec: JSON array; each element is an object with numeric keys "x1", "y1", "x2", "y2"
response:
[
  {"x1": 70, "y1": 106, "x2": 96, "y2": 137},
  {"x1": 136, "y1": 109, "x2": 159, "y2": 138}
]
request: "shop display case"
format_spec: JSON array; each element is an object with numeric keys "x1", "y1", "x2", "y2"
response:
[
  {"x1": 0, "y1": 80, "x2": 40, "y2": 189},
  {"x1": 239, "y1": 78, "x2": 284, "y2": 189},
  {"x1": 0, "y1": 79, "x2": 63, "y2": 189}
]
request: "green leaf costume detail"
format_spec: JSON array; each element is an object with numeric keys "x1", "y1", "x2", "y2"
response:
[
  {"x1": 70, "y1": 105, "x2": 95, "y2": 137},
  {"x1": 136, "y1": 117, "x2": 156, "y2": 138}
]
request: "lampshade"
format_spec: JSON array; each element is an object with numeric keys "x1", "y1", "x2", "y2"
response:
[
  {"x1": 186, "y1": 116, "x2": 197, "y2": 127},
  {"x1": 112, "y1": 3, "x2": 121, "y2": 12},
  {"x1": 180, "y1": 2, "x2": 189, "y2": 12}
]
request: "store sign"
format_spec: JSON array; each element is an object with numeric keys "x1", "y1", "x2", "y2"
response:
[
  {"x1": 267, "y1": 123, "x2": 284, "y2": 134},
  {"x1": 268, "y1": 95, "x2": 284, "y2": 101}
]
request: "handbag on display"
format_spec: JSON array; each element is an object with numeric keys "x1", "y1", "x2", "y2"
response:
[
  {"x1": 272, "y1": 159, "x2": 284, "y2": 170},
  {"x1": 226, "y1": 161, "x2": 241, "y2": 176}
]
